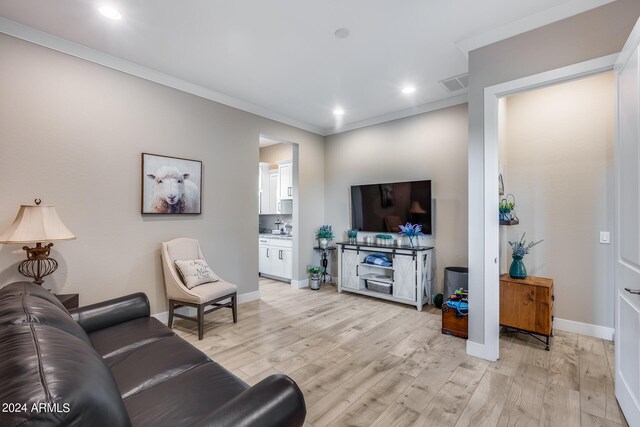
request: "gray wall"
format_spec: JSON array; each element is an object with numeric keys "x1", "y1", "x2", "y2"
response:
[
  {"x1": 0, "y1": 33, "x2": 325, "y2": 314},
  {"x1": 259, "y1": 143, "x2": 293, "y2": 164},
  {"x1": 324, "y1": 103, "x2": 469, "y2": 291},
  {"x1": 501, "y1": 72, "x2": 615, "y2": 328},
  {"x1": 467, "y1": 0, "x2": 640, "y2": 344}
]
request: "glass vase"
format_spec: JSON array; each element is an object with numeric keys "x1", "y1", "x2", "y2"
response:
[{"x1": 509, "y1": 255, "x2": 527, "y2": 279}]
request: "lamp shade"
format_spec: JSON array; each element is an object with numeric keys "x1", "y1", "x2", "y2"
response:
[{"x1": 0, "y1": 203, "x2": 76, "y2": 244}]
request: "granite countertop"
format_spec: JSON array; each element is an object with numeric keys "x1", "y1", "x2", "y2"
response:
[{"x1": 259, "y1": 233, "x2": 293, "y2": 240}]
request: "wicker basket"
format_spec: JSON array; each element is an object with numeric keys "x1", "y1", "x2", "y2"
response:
[{"x1": 366, "y1": 279, "x2": 392, "y2": 295}]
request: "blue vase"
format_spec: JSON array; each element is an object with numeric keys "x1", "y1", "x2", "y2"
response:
[{"x1": 509, "y1": 255, "x2": 527, "y2": 279}]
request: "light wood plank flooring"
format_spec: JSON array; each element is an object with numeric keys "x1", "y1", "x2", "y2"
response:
[{"x1": 172, "y1": 278, "x2": 626, "y2": 427}]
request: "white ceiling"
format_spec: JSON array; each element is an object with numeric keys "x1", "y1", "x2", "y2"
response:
[{"x1": 0, "y1": 0, "x2": 613, "y2": 135}]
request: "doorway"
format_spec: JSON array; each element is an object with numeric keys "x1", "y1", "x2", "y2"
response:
[
  {"x1": 257, "y1": 135, "x2": 299, "y2": 288},
  {"x1": 477, "y1": 54, "x2": 618, "y2": 362}
]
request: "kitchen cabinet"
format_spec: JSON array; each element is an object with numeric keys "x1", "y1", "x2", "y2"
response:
[
  {"x1": 258, "y1": 165, "x2": 280, "y2": 215},
  {"x1": 258, "y1": 237, "x2": 292, "y2": 280},
  {"x1": 278, "y1": 161, "x2": 293, "y2": 200}
]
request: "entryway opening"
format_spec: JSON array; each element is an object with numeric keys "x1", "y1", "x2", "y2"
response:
[{"x1": 257, "y1": 135, "x2": 299, "y2": 290}]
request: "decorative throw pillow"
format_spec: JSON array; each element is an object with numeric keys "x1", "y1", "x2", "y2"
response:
[{"x1": 174, "y1": 259, "x2": 220, "y2": 289}]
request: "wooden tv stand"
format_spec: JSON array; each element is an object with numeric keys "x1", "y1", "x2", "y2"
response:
[{"x1": 336, "y1": 242, "x2": 434, "y2": 311}]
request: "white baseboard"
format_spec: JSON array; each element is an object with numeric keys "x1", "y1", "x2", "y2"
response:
[
  {"x1": 290, "y1": 278, "x2": 309, "y2": 289},
  {"x1": 554, "y1": 317, "x2": 614, "y2": 341},
  {"x1": 152, "y1": 289, "x2": 261, "y2": 325},
  {"x1": 466, "y1": 340, "x2": 499, "y2": 362}
]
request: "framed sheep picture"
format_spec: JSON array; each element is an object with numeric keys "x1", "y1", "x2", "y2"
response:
[{"x1": 141, "y1": 153, "x2": 202, "y2": 214}]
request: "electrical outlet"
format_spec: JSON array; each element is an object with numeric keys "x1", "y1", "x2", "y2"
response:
[{"x1": 600, "y1": 231, "x2": 610, "y2": 244}]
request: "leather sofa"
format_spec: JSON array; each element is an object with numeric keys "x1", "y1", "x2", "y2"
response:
[{"x1": 0, "y1": 282, "x2": 306, "y2": 426}]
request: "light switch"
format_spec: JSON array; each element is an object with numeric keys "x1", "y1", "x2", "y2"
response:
[{"x1": 600, "y1": 231, "x2": 610, "y2": 244}]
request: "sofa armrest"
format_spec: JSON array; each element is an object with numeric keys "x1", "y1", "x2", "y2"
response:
[
  {"x1": 69, "y1": 293, "x2": 150, "y2": 333},
  {"x1": 191, "y1": 374, "x2": 306, "y2": 427}
]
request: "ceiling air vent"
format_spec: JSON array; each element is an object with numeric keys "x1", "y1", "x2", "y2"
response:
[{"x1": 439, "y1": 73, "x2": 468, "y2": 93}]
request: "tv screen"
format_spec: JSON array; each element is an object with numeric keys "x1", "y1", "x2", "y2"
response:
[{"x1": 350, "y1": 180, "x2": 432, "y2": 234}]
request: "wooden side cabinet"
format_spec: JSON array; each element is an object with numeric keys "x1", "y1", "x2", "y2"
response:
[{"x1": 499, "y1": 274, "x2": 554, "y2": 350}]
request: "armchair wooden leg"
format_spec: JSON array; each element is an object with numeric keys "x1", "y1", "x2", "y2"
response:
[
  {"x1": 197, "y1": 303, "x2": 204, "y2": 340},
  {"x1": 168, "y1": 300, "x2": 175, "y2": 328},
  {"x1": 232, "y1": 293, "x2": 237, "y2": 323}
]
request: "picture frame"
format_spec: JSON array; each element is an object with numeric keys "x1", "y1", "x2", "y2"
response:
[{"x1": 141, "y1": 153, "x2": 202, "y2": 214}]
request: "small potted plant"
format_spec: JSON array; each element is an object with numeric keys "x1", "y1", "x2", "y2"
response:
[
  {"x1": 399, "y1": 223, "x2": 423, "y2": 247},
  {"x1": 307, "y1": 265, "x2": 324, "y2": 290},
  {"x1": 499, "y1": 194, "x2": 516, "y2": 222},
  {"x1": 316, "y1": 225, "x2": 334, "y2": 249},
  {"x1": 508, "y1": 233, "x2": 543, "y2": 279},
  {"x1": 346, "y1": 229, "x2": 358, "y2": 244},
  {"x1": 375, "y1": 234, "x2": 393, "y2": 245}
]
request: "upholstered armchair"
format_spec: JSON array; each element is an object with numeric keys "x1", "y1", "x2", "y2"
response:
[{"x1": 161, "y1": 238, "x2": 237, "y2": 339}]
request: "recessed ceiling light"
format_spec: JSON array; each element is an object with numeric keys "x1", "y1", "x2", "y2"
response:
[
  {"x1": 334, "y1": 28, "x2": 350, "y2": 39},
  {"x1": 333, "y1": 107, "x2": 345, "y2": 116},
  {"x1": 98, "y1": 6, "x2": 122, "y2": 20},
  {"x1": 402, "y1": 86, "x2": 416, "y2": 94}
]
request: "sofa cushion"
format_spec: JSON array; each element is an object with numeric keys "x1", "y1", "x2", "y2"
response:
[
  {"x1": 123, "y1": 362, "x2": 248, "y2": 427},
  {"x1": 89, "y1": 317, "x2": 174, "y2": 359},
  {"x1": 0, "y1": 323, "x2": 131, "y2": 427},
  {"x1": 0, "y1": 281, "x2": 68, "y2": 312},
  {"x1": 0, "y1": 287, "x2": 91, "y2": 345},
  {"x1": 107, "y1": 335, "x2": 211, "y2": 398}
]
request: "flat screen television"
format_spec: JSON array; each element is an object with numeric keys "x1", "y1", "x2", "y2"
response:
[{"x1": 350, "y1": 180, "x2": 432, "y2": 234}]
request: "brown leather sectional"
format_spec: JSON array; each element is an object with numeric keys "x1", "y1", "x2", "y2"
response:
[{"x1": 0, "y1": 282, "x2": 306, "y2": 426}]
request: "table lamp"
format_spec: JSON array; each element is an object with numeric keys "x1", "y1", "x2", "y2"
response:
[{"x1": 0, "y1": 199, "x2": 76, "y2": 285}]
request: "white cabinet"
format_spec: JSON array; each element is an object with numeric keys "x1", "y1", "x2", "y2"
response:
[
  {"x1": 341, "y1": 249, "x2": 359, "y2": 290},
  {"x1": 393, "y1": 255, "x2": 416, "y2": 301},
  {"x1": 278, "y1": 161, "x2": 293, "y2": 200},
  {"x1": 258, "y1": 164, "x2": 280, "y2": 215},
  {"x1": 337, "y1": 243, "x2": 433, "y2": 311},
  {"x1": 259, "y1": 238, "x2": 271, "y2": 274},
  {"x1": 268, "y1": 171, "x2": 279, "y2": 214},
  {"x1": 258, "y1": 237, "x2": 292, "y2": 280}
]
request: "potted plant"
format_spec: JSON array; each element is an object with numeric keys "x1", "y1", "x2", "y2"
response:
[
  {"x1": 346, "y1": 229, "x2": 358, "y2": 244},
  {"x1": 398, "y1": 223, "x2": 423, "y2": 247},
  {"x1": 316, "y1": 225, "x2": 334, "y2": 249},
  {"x1": 307, "y1": 265, "x2": 324, "y2": 290},
  {"x1": 508, "y1": 233, "x2": 543, "y2": 279},
  {"x1": 375, "y1": 234, "x2": 393, "y2": 245},
  {"x1": 499, "y1": 194, "x2": 515, "y2": 222}
]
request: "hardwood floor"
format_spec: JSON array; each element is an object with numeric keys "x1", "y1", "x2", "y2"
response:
[{"x1": 172, "y1": 277, "x2": 626, "y2": 427}]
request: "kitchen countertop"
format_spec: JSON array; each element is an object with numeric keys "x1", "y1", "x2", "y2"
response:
[{"x1": 259, "y1": 233, "x2": 293, "y2": 240}]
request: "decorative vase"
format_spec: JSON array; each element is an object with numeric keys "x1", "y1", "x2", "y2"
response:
[
  {"x1": 310, "y1": 275, "x2": 321, "y2": 290},
  {"x1": 319, "y1": 238, "x2": 328, "y2": 249},
  {"x1": 499, "y1": 211, "x2": 511, "y2": 222},
  {"x1": 509, "y1": 255, "x2": 527, "y2": 279},
  {"x1": 407, "y1": 236, "x2": 415, "y2": 247},
  {"x1": 348, "y1": 237, "x2": 357, "y2": 244}
]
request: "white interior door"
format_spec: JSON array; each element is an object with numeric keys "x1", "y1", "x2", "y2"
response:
[{"x1": 615, "y1": 18, "x2": 640, "y2": 427}]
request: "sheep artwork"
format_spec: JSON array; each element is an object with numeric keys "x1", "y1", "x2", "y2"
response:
[{"x1": 146, "y1": 166, "x2": 201, "y2": 214}]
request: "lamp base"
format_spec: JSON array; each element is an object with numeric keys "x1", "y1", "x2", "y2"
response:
[{"x1": 18, "y1": 243, "x2": 58, "y2": 286}]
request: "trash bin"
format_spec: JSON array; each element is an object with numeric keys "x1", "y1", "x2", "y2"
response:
[{"x1": 444, "y1": 267, "x2": 468, "y2": 298}]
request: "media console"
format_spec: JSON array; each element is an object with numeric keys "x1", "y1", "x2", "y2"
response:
[{"x1": 336, "y1": 241, "x2": 434, "y2": 311}]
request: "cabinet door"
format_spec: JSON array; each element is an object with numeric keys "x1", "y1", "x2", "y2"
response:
[
  {"x1": 279, "y1": 162, "x2": 293, "y2": 200},
  {"x1": 259, "y1": 245, "x2": 271, "y2": 274},
  {"x1": 268, "y1": 172, "x2": 279, "y2": 214},
  {"x1": 282, "y1": 249, "x2": 293, "y2": 280},
  {"x1": 341, "y1": 250, "x2": 359, "y2": 290},
  {"x1": 393, "y1": 255, "x2": 416, "y2": 301},
  {"x1": 271, "y1": 249, "x2": 285, "y2": 278}
]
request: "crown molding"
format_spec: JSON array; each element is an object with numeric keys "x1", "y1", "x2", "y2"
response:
[
  {"x1": 0, "y1": 17, "x2": 325, "y2": 135},
  {"x1": 455, "y1": 0, "x2": 616, "y2": 58},
  {"x1": 325, "y1": 93, "x2": 468, "y2": 136}
]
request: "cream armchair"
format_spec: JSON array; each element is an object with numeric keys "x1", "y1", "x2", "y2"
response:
[{"x1": 161, "y1": 238, "x2": 237, "y2": 340}]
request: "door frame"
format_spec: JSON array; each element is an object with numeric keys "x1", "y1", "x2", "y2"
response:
[{"x1": 474, "y1": 53, "x2": 617, "y2": 362}]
